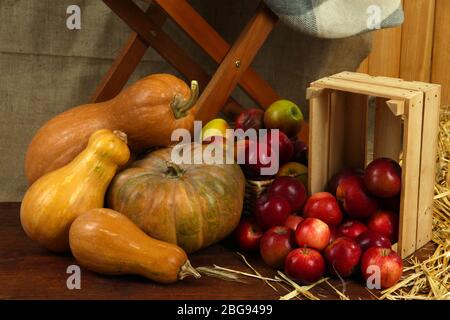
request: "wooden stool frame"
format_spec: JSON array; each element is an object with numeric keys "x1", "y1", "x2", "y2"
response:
[{"x1": 91, "y1": 0, "x2": 279, "y2": 121}]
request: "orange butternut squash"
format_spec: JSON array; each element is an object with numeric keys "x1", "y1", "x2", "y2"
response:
[
  {"x1": 69, "y1": 208, "x2": 200, "y2": 284},
  {"x1": 20, "y1": 129, "x2": 130, "y2": 252},
  {"x1": 25, "y1": 74, "x2": 199, "y2": 184}
]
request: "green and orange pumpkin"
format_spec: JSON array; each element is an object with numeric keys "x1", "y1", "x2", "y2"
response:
[{"x1": 107, "y1": 143, "x2": 245, "y2": 253}]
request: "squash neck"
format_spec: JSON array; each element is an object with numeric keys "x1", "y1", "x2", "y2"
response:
[{"x1": 171, "y1": 80, "x2": 199, "y2": 119}]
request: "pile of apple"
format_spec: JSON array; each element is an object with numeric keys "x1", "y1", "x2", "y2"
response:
[
  {"x1": 235, "y1": 157, "x2": 404, "y2": 290},
  {"x1": 230, "y1": 100, "x2": 308, "y2": 180}
]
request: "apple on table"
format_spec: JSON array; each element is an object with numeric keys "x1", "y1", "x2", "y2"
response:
[
  {"x1": 284, "y1": 248, "x2": 325, "y2": 284},
  {"x1": 260, "y1": 226, "x2": 296, "y2": 269}
]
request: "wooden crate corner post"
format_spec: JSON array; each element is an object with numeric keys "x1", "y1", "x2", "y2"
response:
[{"x1": 306, "y1": 72, "x2": 441, "y2": 258}]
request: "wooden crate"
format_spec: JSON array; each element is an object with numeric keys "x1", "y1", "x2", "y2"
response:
[{"x1": 306, "y1": 71, "x2": 441, "y2": 258}]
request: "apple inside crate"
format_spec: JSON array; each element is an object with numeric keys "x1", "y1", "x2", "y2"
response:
[{"x1": 306, "y1": 72, "x2": 441, "y2": 258}]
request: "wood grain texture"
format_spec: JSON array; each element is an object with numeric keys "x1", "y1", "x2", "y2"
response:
[
  {"x1": 357, "y1": 58, "x2": 369, "y2": 74},
  {"x1": 0, "y1": 202, "x2": 436, "y2": 299},
  {"x1": 312, "y1": 77, "x2": 418, "y2": 100},
  {"x1": 431, "y1": 0, "x2": 450, "y2": 106},
  {"x1": 416, "y1": 85, "x2": 441, "y2": 248},
  {"x1": 308, "y1": 88, "x2": 330, "y2": 194},
  {"x1": 344, "y1": 93, "x2": 369, "y2": 169},
  {"x1": 154, "y1": 0, "x2": 279, "y2": 108},
  {"x1": 400, "y1": 0, "x2": 435, "y2": 82},
  {"x1": 195, "y1": 4, "x2": 277, "y2": 122},
  {"x1": 398, "y1": 93, "x2": 424, "y2": 258},
  {"x1": 368, "y1": 25, "x2": 402, "y2": 77},
  {"x1": 373, "y1": 98, "x2": 402, "y2": 161},
  {"x1": 328, "y1": 91, "x2": 346, "y2": 179}
]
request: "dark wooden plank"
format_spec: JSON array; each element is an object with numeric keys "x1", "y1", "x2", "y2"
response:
[
  {"x1": 0, "y1": 203, "x2": 435, "y2": 300},
  {"x1": 154, "y1": 0, "x2": 280, "y2": 108}
]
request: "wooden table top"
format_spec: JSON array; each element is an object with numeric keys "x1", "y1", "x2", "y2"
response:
[{"x1": 0, "y1": 202, "x2": 435, "y2": 300}]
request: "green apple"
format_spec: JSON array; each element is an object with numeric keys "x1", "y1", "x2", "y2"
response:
[
  {"x1": 264, "y1": 100, "x2": 303, "y2": 137},
  {"x1": 276, "y1": 162, "x2": 308, "y2": 187}
]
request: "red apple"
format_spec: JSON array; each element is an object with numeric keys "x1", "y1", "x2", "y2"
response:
[
  {"x1": 303, "y1": 192, "x2": 343, "y2": 226},
  {"x1": 260, "y1": 226, "x2": 296, "y2": 269},
  {"x1": 327, "y1": 169, "x2": 364, "y2": 196},
  {"x1": 268, "y1": 176, "x2": 307, "y2": 211},
  {"x1": 295, "y1": 217, "x2": 330, "y2": 251},
  {"x1": 361, "y1": 247, "x2": 403, "y2": 289},
  {"x1": 264, "y1": 100, "x2": 303, "y2": 137},
  {"x1": 254, "y1": 193, "x2": 292, "y2": 229},
  {"x1": 356, "y1": 230, "x2": 392, "y2": 252},
  {"x1": 324, "y1": 237, "x2": 362, "y2": 277},
  {"x1": 379, "y1": 194, "x2": 400, "y2": 213},
  {"x1": 338, "y1": 220, "x2": 369, "y2": 240},
  {"x1": 235, "y1": 108, "x2": 265, "y2": 132},
  {"x1": 336, "y1": 175, "x2": 378, "y2": 219},
  {"x1": 284, "y1": 248, "x2": 325, "y2": 284},
  {"x1": 329, "y1": 227, "x2": 343, "y2": 244},
  {"x1": 364, "y1": 158, "x2": 402, "y2": 198},
  {"x1": 266, "y1": 131, "x2": 294, "y2": 164},
  {"x1": 242, "y1": 140, "x2": 276, "y2": 179},
  {"x1": 367, "y1": 210, "x2": 399, "y2": 242},
  {"x1": 284, "y1": 214, "x2": 304, "y2": 231},
  {"x1": 234, "y1": 218, "x2": 264, "y2": 251},
  {"x1": 292, "y1": 139, "x2": 308, "y2": 166}
]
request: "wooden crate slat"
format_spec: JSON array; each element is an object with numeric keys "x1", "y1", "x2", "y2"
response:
[
  {"x1": 311, "y1": 77, "x2": 418, "y2": 100},
  {"x1": 331, "y1": 72, "x2": 438, "y2": 91},
  {"x1": 308, "y1": 88, "x2": 330, "y2": 194},
  {"x1": 344, "y1": 93, "x2": 369, "y2": 168},
  {"x1": 416, "y1": 85, "x2": 441, "y2": 248},
  {"x1": 373, "y1": 98, "x2": 403, "y2": 161},
  {"x1": 328, "y1": 91, "x2": 346, "y2": 180},
  {"x1": 398, "y1": 93, "x2": 424, "y2": 257}
]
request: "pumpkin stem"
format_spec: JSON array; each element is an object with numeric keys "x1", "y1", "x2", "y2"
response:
[
  {"x1": 165, "y1": 161, "x2": 185, "y2": 177},
  {"x1": 171, "y1": 80, "x2": 199, "y2": 119},
  {"x1": 179, "y1": 260, "x2": 201, "y2": 280},
  {"x1": 113, "y1": 130, "x2": 128, "y2": 144}
]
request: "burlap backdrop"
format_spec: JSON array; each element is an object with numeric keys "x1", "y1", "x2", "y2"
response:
[{"x1": 0, "y1": 0, "x2": 371, "y2": 201}]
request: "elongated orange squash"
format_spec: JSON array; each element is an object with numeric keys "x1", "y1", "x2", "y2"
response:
[
  {"x1": 20, "y1": 129, "x2": 130, "y2": 252},
  {"x1": 25, "y1": 74, "x2": 198, "y2": 184},
  {"x1": 69, "y1": 208, "x2": 200, "y2": 284}
]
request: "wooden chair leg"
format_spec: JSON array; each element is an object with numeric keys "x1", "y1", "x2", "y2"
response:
[
  {"x1": 195, "y1": 3, "x2": 278, "y2": 122},
  {"x1": 95, "y1": 0, "x2": 243, "y2": 117},
  {"x1": 90, "y1": 5, "x2": 166, "y2": 103},
  {"x1": 91, "y1": 33, "x2": 148, "y2": 103},
  {"x1": 154, "y1": 0, "x2": 280, "y2": 108}
]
